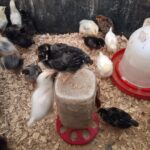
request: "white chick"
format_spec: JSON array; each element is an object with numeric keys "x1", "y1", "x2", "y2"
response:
[
  {"x1": 97, "y1": 52, "x2": 113, "y2": 78},
  {"x1": 27, "y1": 70, "x2": 55, "y2": 127},
  {"x1": 79, "y1": 19, "x2": 99, "y2": 37},
  {"x1": 105, "y1": 27, "x2": 118, "y2": 53},
  {"x1": 0, "y1": 34, "x2": 19, "y2": 56},
  {"x1": 0, "y1": 6, "x2": 8, "y2": 31},
  {"x1": 143, "y1": 18, "x2": 150, "y2": 27},
  {"x1": 10, "y1": 0, "x2": 22, "y2": 28}
]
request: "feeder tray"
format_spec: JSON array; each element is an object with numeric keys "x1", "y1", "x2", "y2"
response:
[
  {"x1": 111, "y1": 48, "x2": 150, "y2": 100},
  {"x1": 56, "y1": 113, "x2": 100, "y2": 145}
]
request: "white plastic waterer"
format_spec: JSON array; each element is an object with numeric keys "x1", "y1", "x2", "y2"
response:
[
  {"x1": 111, "y1": 26, "x2": 150, "y2": 99},
  {"x1": 119, "y1": 26, "x2": 150, "y2": 88}
]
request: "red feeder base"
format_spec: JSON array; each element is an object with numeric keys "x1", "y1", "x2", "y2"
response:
[
  {"x1": 56, "y1": 113, "x2": 100, "y2": 145},
  {"x1": 111, "y1": 48, "x2": 150, "y2": 100}
]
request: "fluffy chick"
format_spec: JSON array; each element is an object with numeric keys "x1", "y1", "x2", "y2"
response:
[
  {"x1": 0, "y1": 34, "x2": 19, "y2": 56},
  {"x1": 105, "y1": 27, "x2": 118, "y2": 53},
  {"x1": 79, "y1": 19, "x2": 99, "y2": 37},
  {"x1": 4, "y1": 25, "x2": 34, "y2": 48},
  {"x1": 97, "y1": 52, "x2": 113, "y2": 78},
  {"x1": 22, "y1": 64, "x2": 42, "y2": 83},
  {"x1": 98, "y1": 107, "x2": 139, "y2": 129},
  {"x1": 27, "y1": 70, "x2": 56, "y2": 126},
  {"x1": 38, "y1": 43, "x2": 93, "y2": 72},
  {"x1": 0, "y1": 136, "x2": 8, "y2": 150},
  {"x1": 38, "y1": 43, "x2": 93, "y2": 82},
  {"x1": 83, "y1": 36, "x2": 105, "y2": 49},
  {"x1": 10, "y1": 0, "x2": 22, "y2": 28},
  {"x1": 0, "y1": 54, "x2": 23, "y2": 74},
  {"x1": 0, "y1": 6, "x2": 8, "y2": 32},
  {"x1": 95, "y1": 15, "x2": 114, "y2": 35}
]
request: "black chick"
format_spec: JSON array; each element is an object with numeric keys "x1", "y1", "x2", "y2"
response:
[
  {"x1": 4, "y1": 25, "x2": 34, "y2": 48},
  {"x1": 0, "y1": 54, "x2": 24, "y2": 74},
  {"x1": 98, "y1": 107, "x2": 139, "y2": 129},
  {"x1": 38, "y1": 43, "x2": 93, "y2": 82},
  {"x1": 22, "y1": 64, "x2": 42, "y2": 83},
  {"x1": 83, "y1": 36, "x2": 105, "y2": 49},
  {"x1": 0, "y1": 136, "x2": 8, "y2": 150},
  {"x1": 38, "y1": 43, "x2": 93, "y2": 72}
]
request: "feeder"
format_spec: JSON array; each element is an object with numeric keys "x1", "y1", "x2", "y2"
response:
[
  {"x1": 55, "y1": 68, "x2": 100, "y2": 145},
  {"x1": 111, "y1": 26, "x2": 150, "y2": 100}
]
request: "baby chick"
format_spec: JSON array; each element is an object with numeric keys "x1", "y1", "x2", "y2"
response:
[
  {"x1": 0, "y1": 136, "x2": 8, "y2": 150},
  {"x1": 105, "y1": 27, "x2": 118, "y2": 53},
  {"x1": 98, "y1": 107, "x2": 139, "y2": 129},
  {"x1": 10, "y1": 0, "x2": 22, "y2": 28},
  {"x1": 0, "y1": 54, "x2": 24, "y2": 74},
  {"x1": 0, "y1": 34, "x2": 19, "y2": 56},
  {"x1": 5, "y1": 25, "x2": 35, "y2": 48},
  {"x1": 79, "y1": 19, "x2": 99, "y2": 37},
  {"x1": 95, "y1": 15, "x2": 114, "y2": 35},
  {"x1": 22, "y1": 64, "x2": 42, "y2": 84},
  {"x1": 38, "y1": 43, "x2": 93, "y2": 82},
  {"x1": 0, "y1": 6, "x2": 8, "y2": 32},
  {"x1": 96, "y1": 52, "x2": 113, "y2": 78},
  {"x1": 27, "y1": 70, "x2": 56, "y2": 127},
  {"x1": 83, "y1": 36, "x2": 105, "y2": 49}
]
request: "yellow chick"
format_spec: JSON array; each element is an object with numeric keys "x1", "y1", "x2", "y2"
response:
[
  {"x1": 10, "y1": 0, "x2": 22, "y2": 28},
  {"x1": 0, "y1": 6, "x2": 8, "y2": 31},
  {"x1": 105, "y1": 27, "x2": 118, "y2": 53},
  {"x1": 79, "y1": 19, "x2": 99, "y2": 37},
  {"x1": 96, "y1": 52, "x2": 113, "y2": 78}
]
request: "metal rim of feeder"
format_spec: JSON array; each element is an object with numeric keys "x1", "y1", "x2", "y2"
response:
[{"x1": 111, "y1": 48, "x2": 150, "y2": 100}]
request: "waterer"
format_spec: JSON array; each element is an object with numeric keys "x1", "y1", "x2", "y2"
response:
[{"x1": 111, "y1": 26, "x2": 150, "y2": 99}]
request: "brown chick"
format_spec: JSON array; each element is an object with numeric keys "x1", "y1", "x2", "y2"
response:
[{"x1": 95, "y1": 15, "x2": 114, "y2": 35}]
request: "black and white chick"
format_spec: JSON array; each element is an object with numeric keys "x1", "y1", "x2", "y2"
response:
[
  {"x1": 22, "y1": 64, "x2": 42, "y2": 84},
  {"x1": 98, "y1": 107, "x2": 139, "y2": 129},
  {"x1": 4, "y1": 25, "x2": 35, "y2": 48},
  {"x1": 38, "y1": 43, "x2": 93, "y2": 82},
  {"x1": 83, "y1": 36, "x2": 105, "y2": 49},
  {"x1": 0, "y1": 54, "x2": 24, "y2": 74},
  {"x1": 0, "y1": 34, "x2": 19, "y2": 56},
  {"x1": 0, "y1": 136, "x2": 8, "y2": 150}
]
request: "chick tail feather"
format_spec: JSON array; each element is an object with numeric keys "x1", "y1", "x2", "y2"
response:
[
  {"x1": 130, "y1": 119, "x2": 139, "y2": 127},
  {"x1": 27, "y1": 117, "x2": 35, "y2": 127}
]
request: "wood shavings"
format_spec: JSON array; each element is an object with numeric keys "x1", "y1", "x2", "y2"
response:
[{"x1": 0, "y1": 33, "x2": 149, "y2": 150}]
